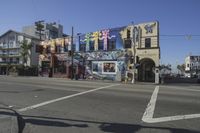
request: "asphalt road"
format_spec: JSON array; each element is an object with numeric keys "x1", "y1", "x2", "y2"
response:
[{"x1": 0, "y1": 76, "x2": 200, "y2": 133}]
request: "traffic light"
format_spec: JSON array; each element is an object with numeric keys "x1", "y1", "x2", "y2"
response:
[
  {"x1": 136, "y1": 56, "x2": 139, "y2": 64},
  {"x1": 130, "y1": 56, "x2": 134, "y2": 64}
]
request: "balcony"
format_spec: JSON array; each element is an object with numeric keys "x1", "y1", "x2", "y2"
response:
[{"x1": 0, "y1": 54, "x2": 21, "y2": 58}]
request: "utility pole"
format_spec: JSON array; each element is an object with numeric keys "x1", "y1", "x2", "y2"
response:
[
  {"x1": 71, "y1": 26, "x2": 74, "y2": 80},
  {"x1": 35, "y1": 20, "x2": 44, "y2": 76}
]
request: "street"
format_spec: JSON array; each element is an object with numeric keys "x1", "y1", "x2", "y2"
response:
[{"x1": 0, "y1": 76, "x2": 200, "y2": 133}]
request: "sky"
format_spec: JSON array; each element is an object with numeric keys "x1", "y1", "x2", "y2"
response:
[{"x1": 1, "y1": 0, "x2": 200, "y2": 71}]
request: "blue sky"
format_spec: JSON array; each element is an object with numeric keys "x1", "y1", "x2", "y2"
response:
[{"x1": 1, "y1": 0, "x2": 200, "y2": 70}]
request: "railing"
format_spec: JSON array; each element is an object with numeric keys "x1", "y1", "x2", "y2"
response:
[{"x1": 0, "y1": 61, "x2": 20, "y2": 64}]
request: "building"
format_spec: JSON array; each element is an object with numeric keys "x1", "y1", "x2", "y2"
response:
[
  {"x1": 185, "y1": 55, "x2": 200, "y2": 78},
  {"x1": 0, "y1": 30, "x2": 40, "y2": 75},
  {"x1": 38, "y1": 21, "x2": 160, "y2": 83},
  {"x1": 22, "y1": 22, "x2": 64, "y2": 40}
]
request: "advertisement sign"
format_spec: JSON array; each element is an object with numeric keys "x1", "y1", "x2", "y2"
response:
[
  {"x1": 102, "y1": 61, "x2": 117, "y2": 74},
  {"x1": 92, "y1": 61, "x2": 117, "y2": 74}
]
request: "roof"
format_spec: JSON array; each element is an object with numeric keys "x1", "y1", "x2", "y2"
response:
[{"x1": 0, "y1": 29, "x2": 40, "y2": 40}]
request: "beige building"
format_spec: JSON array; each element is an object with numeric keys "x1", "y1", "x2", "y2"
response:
[{"x1": 120, "y1": 21, "x2": 160, "y2": 83}]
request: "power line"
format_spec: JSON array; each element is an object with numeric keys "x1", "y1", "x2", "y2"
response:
[{"x1": 160, "y1": 34, "x2": 200, "y2": 37}]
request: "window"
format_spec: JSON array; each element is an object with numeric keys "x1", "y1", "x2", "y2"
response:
[
  {"x1": 145, "y1": 38, "x2": 151, "y2": 48},
  {"x1": 10, "y1": 58, "x2": 13, "y2": 63},
  {"x1": 108, "y1": 39, "x2": 116, "y2": 50},
  {"x1": 3, "y1": 42, "x2": 7, "y2": 48},
  {"x1": 127, "y1": 29, "x2": 131, "y2": 39},
  {"x1": 55, "y1": 45, "x2": 61, "y2": 53},
  {"x1": 89, "y1": 41, "x2": 94, "y2": 51},
  {"x1": 124, "y1": 39, "x2": 132, "y2": 48},
  {"x1": 2, "y1": 58, "x2": 6, "y2": 63},
  {"x1": 9, "y1": 42, "x2": 13, "y2": 48},
  {"x1": 16, "y1": 58, "x2": 19, "y2": 63},
  {"x1": 98, "y1": 40, "x2": 104, "y2": 50},
  {"x1": 79, "y1": 43, "x2": 86, "y2": 52},
  {"x1": 64, "y1": 44, "x2": 68, "y2": 52}
]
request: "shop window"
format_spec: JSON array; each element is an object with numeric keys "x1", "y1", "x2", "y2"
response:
[{"x1": 145, "y1": 38, "x2": 151, "y2": 48}]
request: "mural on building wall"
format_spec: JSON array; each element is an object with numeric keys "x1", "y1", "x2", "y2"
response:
[
  {"x1": 73, "y1": 26, "x2": 128, "y2": 80},
  {"x1": 79, "y1": 50, "x2": 127, "y2": 80},
  {"x1": 92, "y1": 31, "x2": 102, "y2": 51},
  {"x1": 144, "y1": 23, "x2": 156, "y2": 34},
  {"x1": 77, "y1": 27, "x2": 125, "y2": 52}
]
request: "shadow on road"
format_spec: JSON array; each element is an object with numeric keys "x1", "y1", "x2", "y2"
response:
[{"x1": 1, "y1": 108, "x2": 200, "y2": 133}]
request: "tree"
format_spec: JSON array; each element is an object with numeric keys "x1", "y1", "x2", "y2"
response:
[
  {"x1": 159, "y1": 64, "x2": 172, "y2": 75},
  {"x1": 20, "y1": 40, "x2": 32, "y2": 67},
  {"x1": 177, "y1": 64, "x2": 185, "y2": 75}
]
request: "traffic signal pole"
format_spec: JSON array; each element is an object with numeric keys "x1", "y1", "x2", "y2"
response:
[
  {"x1": 71, "y1": 27, "x2": 74, "y2": 80},
  {"x1": 131, "y1": 26, "x2": 137, "y2": 84}
]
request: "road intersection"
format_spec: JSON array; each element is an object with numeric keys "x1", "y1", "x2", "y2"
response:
[{"x1": 0, "y1": 76, "x2": 200, "y2": 133}]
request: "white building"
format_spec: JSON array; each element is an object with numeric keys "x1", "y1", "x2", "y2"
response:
[
  {"x1": 0, "y1": 30, "x2": 40, "y2": 75},
  {"x1": 22, "y1": 22, "x2": 64, "y2": 40},
  {"x1": 185, "y1": 55, "x2": 200, "y2": 78}
]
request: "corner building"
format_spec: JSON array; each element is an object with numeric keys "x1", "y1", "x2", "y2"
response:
[{"x1": 39, "y1": 21, "x2": 160, "y2": 83}]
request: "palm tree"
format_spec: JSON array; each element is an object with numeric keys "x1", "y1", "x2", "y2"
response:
[{"x1": 20, "y1": 40, "x2": 32, "y2": 67}]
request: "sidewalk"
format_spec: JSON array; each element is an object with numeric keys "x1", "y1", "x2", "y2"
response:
[{"x1": 0, "y1": 107, "x2": 19, "y2": 133}]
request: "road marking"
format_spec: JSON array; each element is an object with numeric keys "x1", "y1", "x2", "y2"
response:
[
  {"x1": 18, "y1": 84, "x2": 120, "y2": 112},
  {"x1": 142, "y1": 86, "x2": 200, "y2": 123},
  {"x1": 142, "y1": 86, "x2": 159, "y2": 121}
]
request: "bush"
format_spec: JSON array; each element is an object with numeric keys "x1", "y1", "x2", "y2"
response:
[{"x1": 17, "y1": 65, "x2": 38, "y2": 76}]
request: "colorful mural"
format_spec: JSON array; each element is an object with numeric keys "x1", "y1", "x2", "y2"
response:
[
  {"x1": 91, "y1": 31, "x2": 100, "y2": 51},
  {"x1": 77, "y1": 26, "x2": 125, "y2": 52}
]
